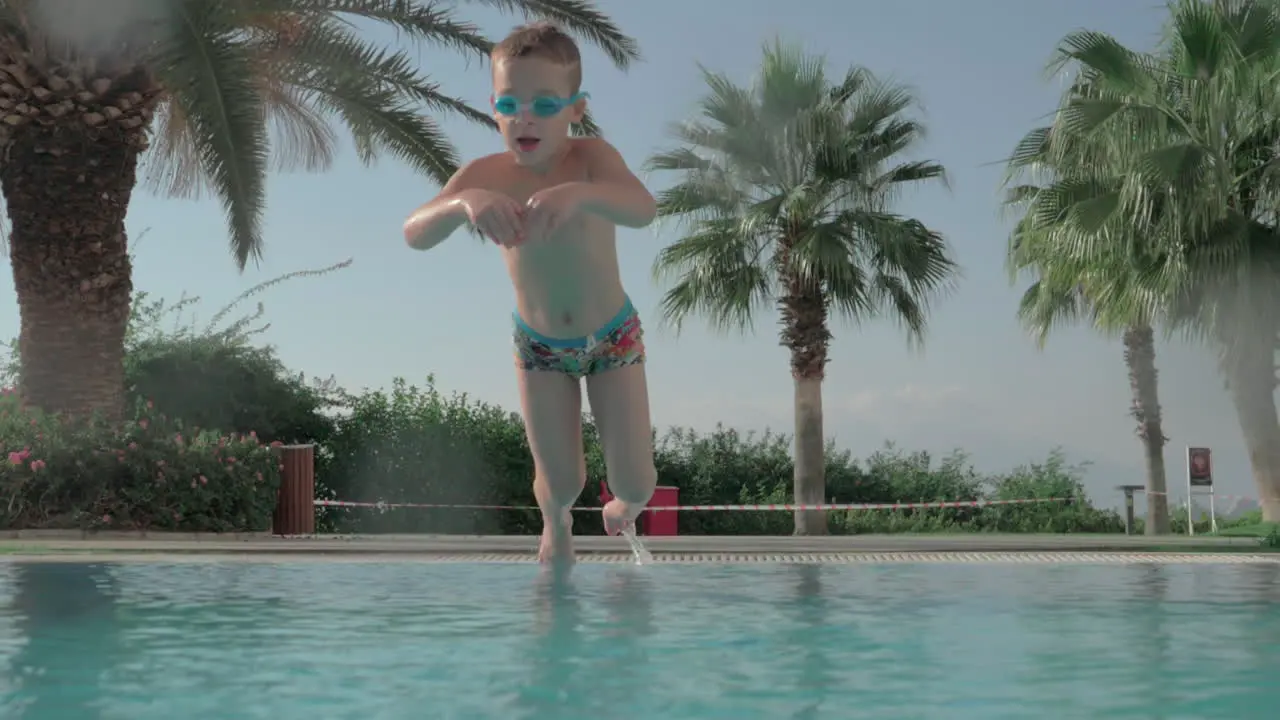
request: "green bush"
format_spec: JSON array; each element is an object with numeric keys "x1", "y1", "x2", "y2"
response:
[
  {"x1": 648, "y1": 428, "x2": 883, "y2": 535},
  {"x1": 319, "y1": 378, "x2": 614, "y2": 535},
  {"x1": 0, "y1": 260, "x2": 345, "y2": 534},
  {"x1": 0, "y1": 391, "x2": 281, "y2": 531},
  {"x1": 117, "y1": 269, "x2": 347, "y2": 531},
  {"x1": 1166, "y1": 506, "x2": 1264, "y2": 536},
  {"x1": 649, "y1": 436, "x2": 1123, "y2": 535},
  {"x1": 310, "y1": 391, "x2": 1125, "y2": 535},
  {"x1": 837, "y1": 450, "x2": 1124, "y2": 533},
  {"x1": 121, "y1": 269, "x2": 344, "y2": 448},
  {"x1": 127, "y1": 337, "x2": 336, "y2": 448}
]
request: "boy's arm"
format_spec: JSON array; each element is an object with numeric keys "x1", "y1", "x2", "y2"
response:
[
  {"x1": 402, "y1": 159, "x2": 486, "y2": 251},
  {"x1": 575, "y1": 139, "x2": 657, "y2": 229}
]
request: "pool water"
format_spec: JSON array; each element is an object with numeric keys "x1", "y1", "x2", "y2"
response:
[{"x1": 0, "y1": 560, "x2": 1277, "y2": 719}]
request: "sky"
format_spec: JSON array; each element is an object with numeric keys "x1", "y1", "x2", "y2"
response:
[{"x1": 0, "y1": 0, "x2": 1259, "y2": 508}]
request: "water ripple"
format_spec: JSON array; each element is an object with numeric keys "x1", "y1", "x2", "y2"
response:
[{"x1": 0, "y1": 562, "x2": 1275, "y2": 718}]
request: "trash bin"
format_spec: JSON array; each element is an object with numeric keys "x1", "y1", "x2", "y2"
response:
[{"x1": 643, "y1": 486, "x2": 679, "y2": 536}]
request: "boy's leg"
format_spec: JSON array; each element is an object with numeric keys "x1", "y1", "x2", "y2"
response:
[
  {"x1": 517, "y1": 369, "x2": 587, "y2": 564},
  {"x1": 585, "y1": 363, "x2": 658, "y2": 535}
]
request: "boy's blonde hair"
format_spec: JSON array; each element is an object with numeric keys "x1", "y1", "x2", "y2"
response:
[{"x1": 491, "y1": 22, "x2": 582, "y2": 92}]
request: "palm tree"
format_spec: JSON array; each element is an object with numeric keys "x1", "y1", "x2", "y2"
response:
[
  {"x1": 1003, "y1": 78, "x2": 1174, "y2": 534},
  {"x1": 1004, "y1": 152, "x2": 1173, "y2": 534},
  {"x1": 1039, "y1": 0, "x2": 1280, "y2": 520},
  {"x1": 646, "y1": 41, "x2": 957, "y2": 535},
  {"x1": 0, "y1": 0, "x2": 637, "y2": 419}
]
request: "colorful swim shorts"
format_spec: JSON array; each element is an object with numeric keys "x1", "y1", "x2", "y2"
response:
[{"x1": 513, "y1": 297, "x2": 646, "y2": 378}]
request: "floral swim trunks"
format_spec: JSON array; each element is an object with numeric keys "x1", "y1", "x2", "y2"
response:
[{"x1": 513, "y1": 297, "x2": 646, "y2": 378}]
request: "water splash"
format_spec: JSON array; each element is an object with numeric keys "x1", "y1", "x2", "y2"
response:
[{"x1": 619, "y1": 525, "x2": 653, "y2": 565}]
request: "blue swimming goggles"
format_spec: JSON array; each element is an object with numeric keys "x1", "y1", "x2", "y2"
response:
[{"x1": 493, "y1": 92, "x2": 588, "y2": 118}]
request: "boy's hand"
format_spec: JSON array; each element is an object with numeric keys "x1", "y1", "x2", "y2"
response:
[
  {"x1": 523, "y1": 183, "x2": 585, "y2": 244},
  {"x1": 459, "y1": 189, "x2": 524, "y2": 247}
]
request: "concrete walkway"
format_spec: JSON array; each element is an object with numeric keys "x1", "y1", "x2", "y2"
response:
[{"x1": 0, "y1": 530, "x2": 1263, "y2": 557}]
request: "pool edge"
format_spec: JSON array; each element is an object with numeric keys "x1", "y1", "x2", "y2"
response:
[{"x1": 0, "y1": 551, "x2": 1276, "y2": 565}]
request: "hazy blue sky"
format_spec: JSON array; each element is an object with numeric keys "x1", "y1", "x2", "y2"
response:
[{"x1": 0, "y1": 0, "x2": 1257, "y2": 506}]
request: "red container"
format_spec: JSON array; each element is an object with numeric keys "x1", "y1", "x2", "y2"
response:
[{"x1": 643, "y1": 486, "x2": 679, "y2": 536}]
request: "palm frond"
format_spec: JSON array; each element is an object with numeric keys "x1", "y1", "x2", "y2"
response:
[
  {"x1": 281, "y1": 19, "x2": 494, "y2": 126},
  {"x1": 1016, "y1": 280, "x2": 1089, "y2": 347},
  {"x1": 306, "y1": 71, "x2": 459, "y2": 183},
  {"x1": 463, "y1": 0, "x2": 640, "y2": 69},
  {"x1": 155, "y1": 0, "x2": 270, "y2": 268},
  {"x1": 1048, "y1": 29, "x2": 1161, "y2": 96},
  {"x1": 652, "y1": 218, "x2": 773, "y2": 334},
  {"x1": 644, "y1": 147, "x2": 714, "y2": 173},
  {"x1": 259, "y1": 82, "x2": 339, "y2": 173},
  {"x1": 570, "y1": 110, "x2": 601, "y2": 137},
  {"x1": 140, "y1": 99, "x2": 208, "y2": 199},
  {"x1": 248, "y1": 0, "x2": 493, "y2": 57}
]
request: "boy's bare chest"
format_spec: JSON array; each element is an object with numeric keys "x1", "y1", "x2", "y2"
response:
[{"x1": 491, "y1": 159, "x2": 588, "y2": 205}]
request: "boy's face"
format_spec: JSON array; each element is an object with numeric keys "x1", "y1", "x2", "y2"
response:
[{"x1": 491, "y1": 57, "x2": 584, "y2": 167}]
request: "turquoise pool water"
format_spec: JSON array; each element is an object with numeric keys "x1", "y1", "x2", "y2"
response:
[{"x1": 0, "y1": 560, "x2": 1277, "y2": 718}]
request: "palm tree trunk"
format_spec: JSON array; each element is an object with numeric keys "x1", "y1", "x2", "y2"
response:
[
  {"x1": 0, "y1": 133, "x2": 139, "y2": 419},
  {"x1": 1224, "y1": 335, "x2": 1280, "y2": 522},
  {"x1": 1122, "y1": 324, "x2": 1170, "y2": 534},
  {"x1": 793, "y1": 372, "x2": 827, "y2": 534},
  {"x1": 780, "y1": 267, "x2": 831, "y2": 536}
]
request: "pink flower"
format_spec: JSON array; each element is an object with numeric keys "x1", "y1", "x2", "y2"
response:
[
  {"x1": 28, "y1": 459, "x2": 45, "y2": 472},
  {"x1": 138, "y1": 419, "x2": 149, "y2": 430},
  {"x1": 174, "y1": 433, "x2": 184, "y2": 445},
  {"x1": 156, "y1": 460, "x2": 165, "y2": 467},
  {"x1": 8, "y1": 448, "x2": 31, "y2": 465},
  {"x1": 199, "y1": 475, "x2": 208, "y2": 485},
  {"x1": 102, "y1": 514, "x2": 111, "y2": 524},
  {"x1": 190, "y1": 479, "x2": 197, "y2": 488},
  {"x1": 146, "y1": 399, "x2": 154, "y2": 409},
  {"x1": 128, "y1": 442, "x2": 138, "y2": 450},
  {"x1": 226, "y1": 456, "x2": 236, "y2": 464}
]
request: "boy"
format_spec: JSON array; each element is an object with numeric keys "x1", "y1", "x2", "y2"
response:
[{"x1": 402, "y1": 22, "x2": 659, "y2": 565}]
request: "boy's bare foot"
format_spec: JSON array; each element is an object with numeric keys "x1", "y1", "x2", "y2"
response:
[
  {"x1": 538, "y1": 509, "x2": 575, "y2": 566},
  {"x1": 602, "y1": 498, "x2": 643, "y2": 536}
]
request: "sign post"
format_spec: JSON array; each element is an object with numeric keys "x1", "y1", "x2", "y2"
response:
[{"x1": 1185, "y1": 446, "x2": 1217, "y2": 536}]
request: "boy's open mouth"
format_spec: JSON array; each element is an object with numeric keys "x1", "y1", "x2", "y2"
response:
[{"x1": 516, "y1": 137, "x2": 540, "y2": 152}]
